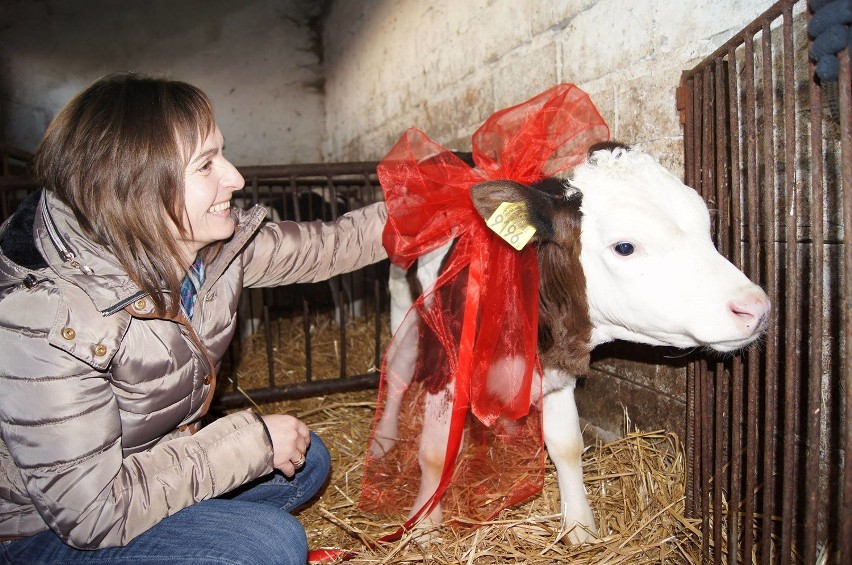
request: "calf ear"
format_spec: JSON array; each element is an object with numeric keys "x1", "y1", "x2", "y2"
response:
[
  {"x1": 469, "y1": 180, "x2": 529, "y2": 219},
  {"x1": 470, "y1": 179, "x2": 571, "y2": 242}
]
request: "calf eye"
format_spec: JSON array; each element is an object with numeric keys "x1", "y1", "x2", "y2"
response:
[{"x1": 613, "y1": 242, "x2": 635, "y2": 256}]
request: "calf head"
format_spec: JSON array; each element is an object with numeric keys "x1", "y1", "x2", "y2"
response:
[
  {"x1": 470, "y1": 145, "x2": 770, "y2": 356},
  {"x1": 572, "y1": 146, "x2": 769, "y2": 352}
]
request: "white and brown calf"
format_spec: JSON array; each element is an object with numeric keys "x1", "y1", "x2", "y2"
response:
[{"x1": 371, "y1": 144, "x2": 771, "y2": 543}]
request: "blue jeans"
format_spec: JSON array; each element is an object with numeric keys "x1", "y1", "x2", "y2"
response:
[{"x1": 1, "y1": 433, "x2": 331, "y2": 565}]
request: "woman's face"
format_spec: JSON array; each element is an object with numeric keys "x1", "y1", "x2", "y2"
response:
[{"x1": 179, "y1": 124, "x2": 244, "y2": 263}]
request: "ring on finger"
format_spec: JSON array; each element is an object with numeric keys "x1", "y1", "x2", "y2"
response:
[{"x1": 292, "y1": 454, "x2": 306, "y2": 468}]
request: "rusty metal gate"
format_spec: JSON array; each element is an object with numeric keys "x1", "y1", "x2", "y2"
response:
[
  {"x1": 214, "y1": 162, "x2": 388, "y2": 409},
  {"x1": 678, "y1": 0, "x2": 851, "y2": 563}
]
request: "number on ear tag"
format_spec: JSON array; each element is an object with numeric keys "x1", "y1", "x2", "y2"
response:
[{"x1": 486, "y1": 201, "x2": 537, "y2": 251}]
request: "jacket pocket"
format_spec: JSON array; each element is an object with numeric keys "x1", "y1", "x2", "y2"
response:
[{"x1": 47, "y1": 285, "x2": 130, "y2": 371}]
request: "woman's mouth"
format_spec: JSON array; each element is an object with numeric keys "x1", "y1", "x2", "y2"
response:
[{"x1": 208, "y1": 201, "x2": 231, "y2": 214}]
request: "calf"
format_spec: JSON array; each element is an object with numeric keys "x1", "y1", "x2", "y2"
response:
[{"x1": 370, "y1": 144, "x2": 770, "y2": 543}]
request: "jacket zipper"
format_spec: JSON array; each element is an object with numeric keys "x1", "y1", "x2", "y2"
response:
[
  {"x1": 41, "y1": 199, "x2": 97, "y2": 277},
  {"x1": 102, "y1": 291, "x2": 148, "y2": 316},
  {"x1": 41, "y1": 200, "x2": 75, "y2": 262}
]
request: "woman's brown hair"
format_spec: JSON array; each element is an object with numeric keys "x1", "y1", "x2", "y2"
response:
[{"x1": 33, "y1": 73, "x2": 216, "y2": 317}]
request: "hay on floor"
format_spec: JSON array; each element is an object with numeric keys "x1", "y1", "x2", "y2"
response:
[{"x1": 232, "y1": 311, "x2": 702, "y2": 564}]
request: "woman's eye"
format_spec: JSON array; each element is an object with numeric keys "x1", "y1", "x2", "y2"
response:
[
  {"x1": 198, "y1": 161, "x2": 213, "y2": 173},
  {"x1": 613, "y1": 242, "x2": 635, "y2": 256}
]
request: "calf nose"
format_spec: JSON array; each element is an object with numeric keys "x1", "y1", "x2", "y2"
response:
[{"x1": 728, "y1": 292, "x2": 771, "y2": 330}]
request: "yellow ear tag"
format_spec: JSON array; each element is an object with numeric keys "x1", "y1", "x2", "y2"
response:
[{"x1": 486, "y1": 201, "x2": 537, "y2": 251}]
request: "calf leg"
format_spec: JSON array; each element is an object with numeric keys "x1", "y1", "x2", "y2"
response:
[
  {"x1": 409, "y1": 382, "x2": 456, "y2": 525},
  {"x1": 372, "y1": 246, "x2": 450, "y2": 458},
  {"x1": 237, "y1": 287, "x2": 264, "y2": 346},
  {"x1": 328, "y1": 276, "x2": 344, "y2": 324},
  {"x1": 370, "y1": 308, "x2": 419, "y2": 457},
  {"x1": 370, "y1": 265, "x2": 418, "y2": 457},
  {"x1": 542, "y1": 375, "x2": 597, "y2": 544},
  {"x1": 330, "y1": 272, "x2": 364, "y2": 323}
]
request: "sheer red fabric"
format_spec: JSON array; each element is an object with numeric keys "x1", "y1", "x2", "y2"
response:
[{"x1": 360, "y1": 84, "x2": 609, "y2": 535}]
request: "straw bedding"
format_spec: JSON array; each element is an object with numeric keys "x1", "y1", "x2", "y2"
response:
[{"x1": 230, "y1": 310, "x2": 702, "y2": 564}]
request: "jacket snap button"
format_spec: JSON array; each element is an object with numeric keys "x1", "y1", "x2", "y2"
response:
[
  {"x1": 203, "y1": 375, "x2": 212, "y2": 385},
  {"x1": 94, "y1": 344, "x2": 107, "y2": 357},
  {"x1": 134, "y1": 298, "x2": 147, "y2": 311},
  {"x1": 61, "y1": 327, "x2": 76, "y2": 340}
]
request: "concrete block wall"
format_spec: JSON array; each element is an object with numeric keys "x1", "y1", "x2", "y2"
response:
[
  {"x1": 321, "y1": 0, "x2": 777, "y2": 439},
  {"x1": 322, "y1": 0, "x2": 777, "y2": 174}
]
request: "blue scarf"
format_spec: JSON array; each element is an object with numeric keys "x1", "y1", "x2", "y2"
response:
[{"x1": 179, "y1": 256, "x2": 205, "y2": 319}]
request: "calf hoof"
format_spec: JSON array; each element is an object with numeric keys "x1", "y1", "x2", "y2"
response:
[
  {"x1": 409, "y1": 521, "x2": 444, "y2": 548},
  {"x1": 562, "y1": 521, "x2": 598, "y2": 545},
  {"x1": 559, "y1": 500, "x2": 597, "y2": 544},
  {"x1": 407, "y1": 501, "x2": 443, "y2": 527}
]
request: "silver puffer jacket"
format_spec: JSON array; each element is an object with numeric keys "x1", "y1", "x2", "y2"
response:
[{"x1": 0, "y1": 189, "x2": 387, "y2": 549}]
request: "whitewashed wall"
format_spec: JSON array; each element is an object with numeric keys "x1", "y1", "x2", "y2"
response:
[
  {"x1": 322, "y1": 0, "x2": 777, "y2": 176},
  {"x1": 0, "y1": 0, "x2": 325, "y2": 165}
]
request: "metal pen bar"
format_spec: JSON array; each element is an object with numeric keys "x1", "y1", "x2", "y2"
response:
[
  {"x1": 759, "y1": 20, "x2": 780, "y2": 565},
  {"x1": 213, "y1": 373, "x2": 381, "y2": 409},
  {"x1": 779, "y1": 7, "x2": 800, "y2": 562},
  {"x1": 742, "y1": 30, "x2": 761, "y2": 563},
  {"x1": 727, "y1": 43, "x2": 746, "y2": 564},
  {"x1": 838, "y1": 45, "x2": 852, "y2": 565},
  {"x1": 802, "y1": 46, "x2": 825, "y2": 565},
  {"x1": 697, "y1": 65, "x2": 713, "y2": 564},
  {"x1": 713, "y1": 55, "x2": 733, "y2": 565},
  {"x1": 683, "y1": 72, "x2": 699, "y2": 518}
]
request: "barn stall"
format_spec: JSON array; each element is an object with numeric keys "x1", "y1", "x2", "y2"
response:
[
  {"x1": 228, "y1": 2, "x2": 852, "y2": 561},
  {"x1": 0, "y1": 0, "x2": 849, "y2": 563},
  {"x1": 220, "y1": 3, "x2": 852, "y2": 560}
]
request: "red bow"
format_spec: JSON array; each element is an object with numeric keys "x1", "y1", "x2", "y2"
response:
[{"x1": 360, "y1": 84, "x2": 609, "y2": 539}]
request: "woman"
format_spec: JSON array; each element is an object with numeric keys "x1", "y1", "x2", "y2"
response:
[{"x1": 0, "y1": 73, "x2": 388, "y2": 564}]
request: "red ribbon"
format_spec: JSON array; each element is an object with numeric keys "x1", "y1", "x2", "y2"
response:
[{"x1": 353, "y1": 84, "x2": 609, "y2": 551}]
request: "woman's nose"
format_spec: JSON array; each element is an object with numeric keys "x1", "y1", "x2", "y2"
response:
[{"x1": 223, "y1": 159, "x2": 245, "y2": 192}]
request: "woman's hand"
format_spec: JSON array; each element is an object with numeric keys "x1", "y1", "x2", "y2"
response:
[{"x1": 261, "y1": 414, "x2": 311, "y2": 477}]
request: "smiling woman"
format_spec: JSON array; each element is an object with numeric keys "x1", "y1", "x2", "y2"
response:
[
  {"x1": 179, "y1": 125, "x2": 245, "y2": 265},
  {"x1": 0, "y1": 73, "x2": 388, "y2": 565}
]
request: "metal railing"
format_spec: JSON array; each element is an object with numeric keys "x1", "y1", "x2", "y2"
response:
[
  {"x1": 215, "y1": 161, "x2": 388, "y2": 408},
  {"x1": 679, "y1": 0, "x2": 851, "y2": 562}
]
